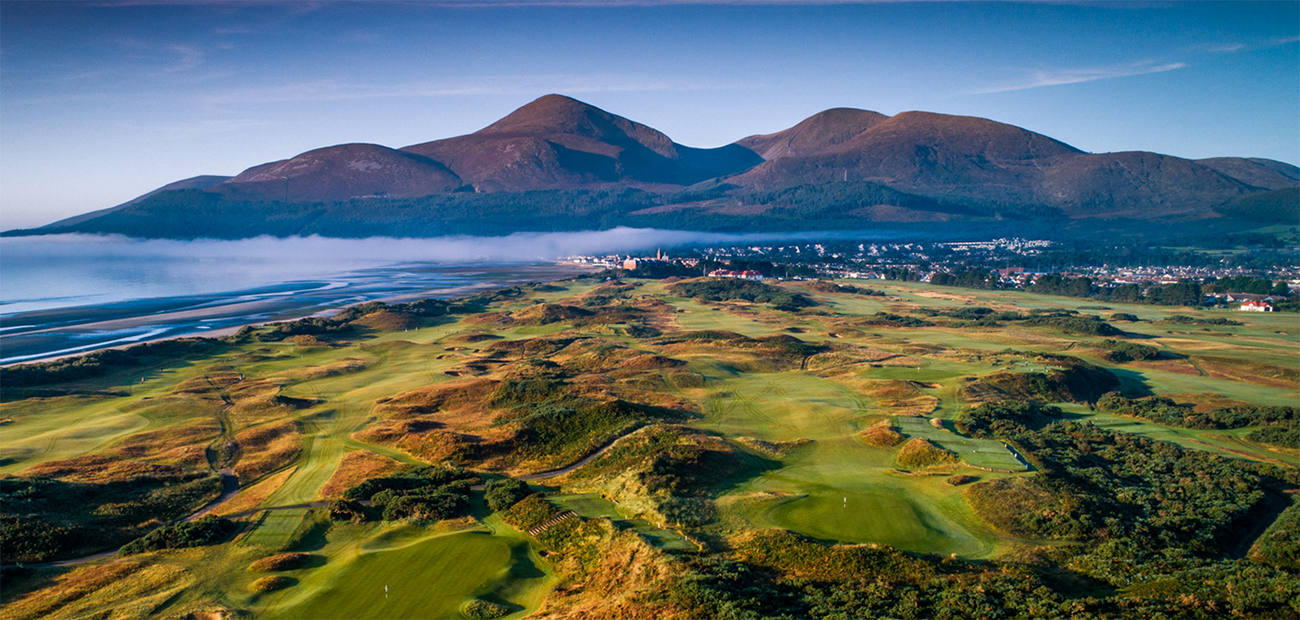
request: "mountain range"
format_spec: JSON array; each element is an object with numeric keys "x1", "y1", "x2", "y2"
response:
[{"x1": 19, "y1": 94, "x2": 1299, "y2": 239}]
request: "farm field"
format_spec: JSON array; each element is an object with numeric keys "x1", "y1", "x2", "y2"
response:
[{"x1": 2, "y1": 275, "x2": 1297, "y2": 619}]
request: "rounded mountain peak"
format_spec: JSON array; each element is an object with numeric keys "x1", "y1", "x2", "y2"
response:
[
  {"x1": 737, "y1": 107, "x2": 889, "y2": 160},
  {"x1": 864, "y1": 111, "x2": 1083, "y2": 160},
  {"x1": 477, "y1": 94, "x2": 676, "y2": 157}
]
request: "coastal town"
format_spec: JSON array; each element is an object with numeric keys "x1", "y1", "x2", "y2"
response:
[{"x1": 566, "y1": 236, "x2": 1299, "y2": 311}]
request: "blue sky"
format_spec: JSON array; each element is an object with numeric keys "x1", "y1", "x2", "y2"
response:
[{"x1": 1, "y1": 1, "x2": 1296, "y2": 230}]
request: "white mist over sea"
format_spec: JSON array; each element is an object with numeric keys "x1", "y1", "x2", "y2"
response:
[
  {"x1": 0, "y1": 228, "x2": 828, "y2": 315},
  {"x1": 0, "y1": 228, "x2": 887, "y2": 363}
]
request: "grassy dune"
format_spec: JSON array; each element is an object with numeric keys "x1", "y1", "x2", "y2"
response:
[{"x1": 3, "y1": 274, "x2": 1296, "y2": 618}]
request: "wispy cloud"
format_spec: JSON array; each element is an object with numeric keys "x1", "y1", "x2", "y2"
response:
[
  {"x1": 161, "y1": 45, "x2": 204, "y2": 73},
  {"x1": 1201, "y1": 35, "x2": 1299, "y2": 55},
  {"x1": 970, "y1": 60, "x2": 1186, "y2": 95},
  {"x1": 197, "y1": 74, "x2": 743, "y2": 107}
]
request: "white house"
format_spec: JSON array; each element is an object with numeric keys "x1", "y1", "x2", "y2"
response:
[{"x1": 1239, "y1": 300, "x2": 1274, "y2": 312}]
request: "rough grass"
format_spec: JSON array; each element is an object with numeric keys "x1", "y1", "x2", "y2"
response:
[
  {"x1": 857, "y1": 423, "x2": 905, "y2": 448},
  {"x1": 233, "y1": 420, "x2": 303, "y2": 482},
  {"x1": 318, "y1": 451, "x2": 409, "y2": 500},
  {"x1": 895, "y1": 438, "x2": 960, "y2": 469},
  {"x1": 107, "y1": 420, "x2": 219, "y2": 467},
  {"x1": 1, "y1": 560, "x2": 190, "y2": 620},
  {"x1": 250, "y1": 575, "x2": 296, "y2": 592},
  {"x1": 213, "y1": 467, "x2": 297, "y2": 517},
  {"x1": 249, "y1": 552, "x2": 312, "y2": 572}
]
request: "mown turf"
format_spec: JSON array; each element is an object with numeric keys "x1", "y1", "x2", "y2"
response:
[
  {"x1": 262, "y1": 526, "x2": 550, "y2": 620},
  {"x1": 894, "y1": 416, "x2": 1026, "y2": 471},
  {"x1": 0, "y1": 396, "x2": 149, "y2": 474},
  {"x1": 241, "y1": 509, "x2": 310, "y2": 549}
]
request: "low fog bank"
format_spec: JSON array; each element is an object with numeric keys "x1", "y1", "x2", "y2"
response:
[
  {"x1": 0, "y1": 227, "x2": 913, "y2": 265},
  {"x1": 0, "y1": 228, "x2": 913, "y2": 313}
]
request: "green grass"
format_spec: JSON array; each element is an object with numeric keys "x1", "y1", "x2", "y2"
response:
[
  {"x1": 0, "y1": 395, "x2": 149, "y2": 473},
  {"x1": 241, "y1": 509, "x2": 310, "y2": 549},
  {"x1": 662, "y1": 298, "x2": 782, "y2": 337},
  {"x1": 7, "y1": 277, "x2": 1298, "y2": 617},
  {"x1": 688, "y1": 370, "x2": 1006, "y2": 556},
  {"x1": 623, "y1": 519, "x2": 694, "y2": 550},
  {"x1": 262, "y1": 522, "x2": 551, "y2": 620},
  {"x1": 550, "y1": 494, "x2": 694, "y2": 550},
  {"x1": 550, "y1": 493, "x2": 622, "y2": 519},
  {"x1": 893, "y1": 417, "x2": 1027, "y2": 471},
  {"x1": 761, "y1": 492, "x2": 929, "y2": 545}
]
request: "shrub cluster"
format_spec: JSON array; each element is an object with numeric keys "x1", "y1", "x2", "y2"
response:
[
  {"x1": 119, "y1": 516, "x2": 236, "y2": 556},
  {"x1": 1096, "y1": 339, "x2": 1162, "y2": 362},
  {"x1": 462, "y1": 599, "x2": 512, "y2": 619},
  {"x1": 0, "y1": 338, "x2": 225, "y2": 389},
  {"x1": 1163, "y1": 315, "x2": 1242, "y2": 326},
  {"x1": 965, "y1": 355, "x2": 1119, "y2": 403},
  {"x1": 1021, "y1": 312, "x2": 1122, "y2": 336},
  {"x1": 1097, "y1": 393, "x2": 1297, "y2": 431},
  {"x1": 1, "y1": 467, "x2": 222, "y2": 563},
  {"x1": 668, "y1": 279, "x2": 814, "y2": 311},
  {"x1": 859, "y1": 312, "x2": 933, "y2": 328},
  {"x1": 484, "y1": 478, "x2": 531, "y2": 512},
  {"x1": 339, "y1": 466, "x2": 479, "y2": 522}
]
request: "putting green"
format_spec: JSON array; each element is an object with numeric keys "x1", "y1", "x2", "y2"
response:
[
  {"x1": 762, "y1": 492, "x2": 930, "y2": 544},
  {"x1": 893, "y1": 416, "x2": 1026, "y2": 471},
  {"x1": 263, "y1": 528, "x2": 550, "y2": 620}
]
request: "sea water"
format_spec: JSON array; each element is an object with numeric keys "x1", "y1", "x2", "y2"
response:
[{"x1": 0, "y1": 234, "x2": 600, "y2": 364}]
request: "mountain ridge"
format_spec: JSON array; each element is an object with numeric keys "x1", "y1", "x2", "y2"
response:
[{"x1": 17, "y1": 94, "x2": 1299, "y2": 239}]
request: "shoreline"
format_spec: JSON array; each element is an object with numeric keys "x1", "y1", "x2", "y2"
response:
[{"x1": 1, "y1": 262, "x2": 597, "y2": 367}]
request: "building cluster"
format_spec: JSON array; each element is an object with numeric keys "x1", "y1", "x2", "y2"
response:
[
  {"x1": 566, "y1": 249, "x2": 698, "y2": 271},
  {"x1": 937, "y1": 238, "x2": 1054, "y2": 254},
  {"x1": 706, "y1": 269, "x2": 764, "y2": 280},
  {"x1": 564, "y1": 237, "x2": 1296, "y2": 311}
]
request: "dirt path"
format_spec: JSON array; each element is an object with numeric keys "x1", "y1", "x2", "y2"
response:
[{"x1": 184, "y1": 468, "x2": 240, "y2": 522}]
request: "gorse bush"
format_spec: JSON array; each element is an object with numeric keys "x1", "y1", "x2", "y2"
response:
[
  {"x1": 338, "y1": 466, "x2": 478, "y2": 523},
  {"x1": 462, "y1": 599, "x2": 512, "y2": 619},
  {"x1": 1097, "y1": 393, "x2": 1298, "y2": 431},
  {"x1": 484, "y1": 478, "x2": 531, "y2": 512},
  {"x1": 119, "y1": 516, "x2": 237, "y2": 556},
  {"x1": 0, "y1": 466, "x2": 222, "y2": 563},
  {"x1": 668, "y1": 279, "x2": 814, "y2": 311},
  {"x1": 1096, "y1": 339, "x2": 1162, "y2": 362}
]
